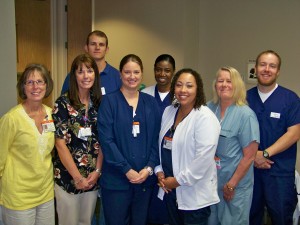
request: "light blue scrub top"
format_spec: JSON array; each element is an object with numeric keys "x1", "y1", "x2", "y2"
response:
[{"x1": 207, "y1": 102, "x2": 260, "y2": 225}]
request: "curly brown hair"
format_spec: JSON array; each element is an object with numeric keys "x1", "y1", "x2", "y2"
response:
[{"x1": 169, "y1": 68, "x2": 206, "y2": 109}]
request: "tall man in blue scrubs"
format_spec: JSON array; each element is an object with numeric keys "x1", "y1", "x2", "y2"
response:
[
  {"x1": 61, "y1": 30, "x2": 121, "y2": 95},
  {"x1": 247, "y1": 50, "x2": 300, "y2": 225}
]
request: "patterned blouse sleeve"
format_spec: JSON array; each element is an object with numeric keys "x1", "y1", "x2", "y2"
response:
[{"x1": 52, "y1": 96, "x2": 69, "y2": 140}]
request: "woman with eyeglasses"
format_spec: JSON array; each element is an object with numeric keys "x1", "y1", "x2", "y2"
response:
[
  {"x1": 0, "y1": 64, "x2": 55, "y2": 225},
  {"x1": 52, "y1": 54, "x2": 102, "y2": 225}
]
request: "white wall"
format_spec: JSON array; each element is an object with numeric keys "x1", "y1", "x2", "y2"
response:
[{"x1": 0, "y1": 1, "x2": 17, "y2": 117}]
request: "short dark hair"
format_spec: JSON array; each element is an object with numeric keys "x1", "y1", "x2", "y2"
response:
[
  {"x1": 17, "y1": 63, "x2": 53, "y2": 100},
  {"x1": 119, "y1": 54, "x2": 143, "y2": 72},
  {"x1": 255, "y1": 50, "x2": 281, "y2": 70},
  {"x1": 154, "y1": 54, "x2": 176, "y2": 70},
  {"x1": 86, "y1": 30, "x2": 108, "y2": 46},
  {"x1": 170, "y1": 68, "x2": 206, "y2": 109},
  {"x1": 69, "y1": 54, "x2": 101, "y2": 109}
]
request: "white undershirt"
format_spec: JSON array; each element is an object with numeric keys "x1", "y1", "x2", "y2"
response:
[
  {"x1": 158, "y1": 91, "x2": 169, "y2": 101},
  {"x1": 258, "y1": 83, "x2": 278, "y2": 103}
]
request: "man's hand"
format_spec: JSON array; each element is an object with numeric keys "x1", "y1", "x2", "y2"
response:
[{"x1": 254, "y1": 151, "x2": 274, "y2": 169}]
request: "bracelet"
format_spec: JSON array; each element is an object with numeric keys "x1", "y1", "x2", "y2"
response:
[
  {"x1": 74, "y1": 177, "x2": 84, "y2": 185},
  {"x1": 226, "y1": 183, "x2": 235, "y2": 192},
  {"x1": 95, "y1": 168, "x2": 102, "y2": 176}
]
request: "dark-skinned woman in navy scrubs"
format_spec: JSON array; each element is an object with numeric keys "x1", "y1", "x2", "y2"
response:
[
  {"x1": 97, "y1": 54, "x2": 161, "y2": 225},
  {"x1": 142, "y1": 54, "x2": 176, "y2": 225}
]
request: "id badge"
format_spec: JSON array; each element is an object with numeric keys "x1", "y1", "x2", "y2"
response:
[
  {"x1": 270, "y1": 112, "x2": 280, "y2": 119},
  {"x1": 42, "y1": 120, "x2": 56, "y2": 132},
  {"x1": 163, "y1": 136, "x2": 172, "y2": 150},
  {"x1": 81, "y1": 127, "x2": 92, "y2": 137},
  {"x1": 78, "y1": 127, "x2": 91, "y2": 141},
  {"x1": 214, "y1": 156, "x2": 221, "y2": 169},
  {"x1": 101, "y1": 87, "x2": 106, "y2": 95},
  {"x1": 132, "y1": 122, "x2": 140, "y2": 137}
]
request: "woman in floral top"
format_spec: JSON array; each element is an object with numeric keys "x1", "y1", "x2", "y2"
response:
[{"x1": 52, "y1": 54, "x2": 102, "y2": 225}]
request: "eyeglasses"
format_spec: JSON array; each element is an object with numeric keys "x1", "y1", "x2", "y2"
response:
[{"x1": 24, "y1": 80, "x2": 46, "y2": 86}]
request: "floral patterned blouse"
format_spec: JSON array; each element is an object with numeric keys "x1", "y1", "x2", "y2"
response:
[{"x1": 52, "y1": 93, "x2": 100, "y2": 194}]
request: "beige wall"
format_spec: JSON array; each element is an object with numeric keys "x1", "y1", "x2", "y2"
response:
[
  {"x1": 198, "y1": 1, "x2": 300, "y2": 97},
  {"x1": 0, "y1": 1, "x2": 17, "y2": 117},
  {"x1": 93, "y1": 0, "x2": 300, "y2": 170},
  {"x1": 93, "y1": 0, "x2": 300, "y2": 96},
  {"x1": 92, "y1": 1, "x2": 201, "y2": 88}
]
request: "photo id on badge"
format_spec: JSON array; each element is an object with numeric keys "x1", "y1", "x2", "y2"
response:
[
  {"x1": 81, "y1": 127, "x2": 92, "y2": 137},
  {"x1": 214, "y1": 156, "x2": 221, "y2": 169},
  {"x1": 163, "y1": 136, "x2": 172, "y2": 150},
  {"x1": 78, "y1": 127, "x2": 92, "y2": 141},
  {"x1": 42, "y1": 120, "x2": 55, "y2": 132},
  {"x1": 132, "y1": 121, "x2": 140, "y2": 137}
]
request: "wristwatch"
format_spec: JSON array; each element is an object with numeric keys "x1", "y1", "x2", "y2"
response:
[
  {"x1": 263, "y1": 150, "x2": 270, "y2": 159},
  {"x1": 144, "y1": 166, "x2": 153, "y2": 176}
]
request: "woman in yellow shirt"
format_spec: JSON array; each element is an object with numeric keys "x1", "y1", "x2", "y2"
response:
[{"x1": 0, "y1": 64, "x2": 55, "y2": 225}]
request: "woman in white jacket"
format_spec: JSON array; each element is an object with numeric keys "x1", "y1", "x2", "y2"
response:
[{"x1": 155, "y1": 68, "x2": 221, "y2": 225}]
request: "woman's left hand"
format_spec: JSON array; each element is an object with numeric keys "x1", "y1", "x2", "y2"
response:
[
  {"x1": 134, "y1": 168, "x2": 149, "y2": 183},
  {"x1": 86, "y1": 171, "x2": 100, "y2": 189},
  {"x1": 161, "y1": 177, "x2": 180, "y2": 190},
  {"x1": 223, "y1": 183, "x2": 235, "y2": 202},
  {"x1": 127, "y1": 168, "x2": 149, "y2": 184}
]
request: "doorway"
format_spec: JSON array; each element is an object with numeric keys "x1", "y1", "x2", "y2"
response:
[{"x1": 15, "y1": 0, "x2": 91, "y2": 106}]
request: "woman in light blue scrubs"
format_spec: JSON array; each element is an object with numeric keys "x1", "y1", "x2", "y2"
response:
[{"x1": 207, "y1": 66, "x2": 260, "y2": 225}]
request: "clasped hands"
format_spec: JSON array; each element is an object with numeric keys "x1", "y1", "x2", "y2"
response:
[
  {"x1": 254, "y1": 151, "x2": 274, "y2": 169},
  {"x1": 74, "y1": 171, "x2": 100, "y2": 191},
  {"x1": 126, "y1": 168, "x2": 150, "y2": 184},
  {"x1": 156, "y1": 171, "x2": 180, "y2": 193}
]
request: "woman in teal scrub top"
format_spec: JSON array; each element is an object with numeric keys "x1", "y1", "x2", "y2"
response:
[{"x1": 207, "y1": 66, "x2": 260, "y2": 225}]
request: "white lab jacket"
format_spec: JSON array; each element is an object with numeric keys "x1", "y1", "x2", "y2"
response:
[
  {"x1": 141, "y1": 85, "x2": 155, "y2": 96},
  {"x1": 155, "y1": 105, "x2": 221, "y2": 210}
]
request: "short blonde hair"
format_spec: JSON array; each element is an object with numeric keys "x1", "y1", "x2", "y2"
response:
[{"x1": 212, "y1": 66, "x2": 247, "y2": 106}]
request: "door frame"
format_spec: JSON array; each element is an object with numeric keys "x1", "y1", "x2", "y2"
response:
[{"x1": 51, "y1": 0, "x2": 67, "y2": 102}]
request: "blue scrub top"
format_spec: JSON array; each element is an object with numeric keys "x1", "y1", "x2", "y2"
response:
[
  {"x1": 98, "y1": 90, "x2": 161, "y2": 190},
  {"x1": 247, "y1": 86, "x2": 300, "y2": 176},
  {"x1": 207, "y1": 102, "x2": 260, "y2": 189}
]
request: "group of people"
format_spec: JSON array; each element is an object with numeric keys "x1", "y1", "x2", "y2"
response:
[{"x1": 0, "y1": 29, "x2": 299, "y2": 225}]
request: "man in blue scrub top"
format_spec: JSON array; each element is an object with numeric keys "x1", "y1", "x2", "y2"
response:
[
  {"x1": 61, "y1": 30, "x2": 121, "y2": 95},
  {"x1": 247, "y1": 50, "x2": 300, "y2": 225}
]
